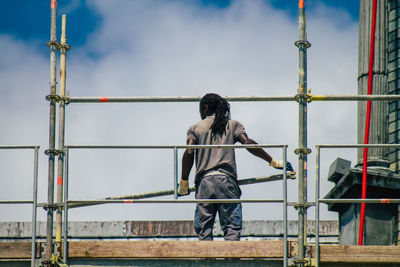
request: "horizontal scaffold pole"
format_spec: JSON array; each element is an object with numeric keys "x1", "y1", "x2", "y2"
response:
[
  {"x1": 68, "y1": 96, "x2": 295, "y2": 103},
  {"x1": 67, "y1": 94, "x2": 400, "y2": 103},
  {"x1": 67, "y1": 173, "x2": 296, "y2": 209},
  {"x1": 321, "y1": 199, "x2": 400, "y2": 204}
]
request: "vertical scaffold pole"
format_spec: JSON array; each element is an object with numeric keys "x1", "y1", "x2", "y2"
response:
[
  {"x1": 295, "y1": 0, "x2": 311, "y2": 266},
  {"x1": 56, "y1": 14, "x2": 70, "y2": 253},
  {"x1": 45, "y1": 0, "x2": 58, "y2": 265},
  {"x1": 31, "y1": 146, "x2": 39, "y2": 267}
]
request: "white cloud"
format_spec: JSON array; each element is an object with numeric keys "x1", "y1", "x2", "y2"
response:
[{"x1": 0, "y1": 0, "x2": 358, "y2": 222}]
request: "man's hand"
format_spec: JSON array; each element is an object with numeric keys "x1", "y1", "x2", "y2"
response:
[
  {"x1": 177, "y1": 179, "x2": 189, "y2": 196},
  {"x1": 269, "y1": 159, "x2": 295, "y2": 172}
]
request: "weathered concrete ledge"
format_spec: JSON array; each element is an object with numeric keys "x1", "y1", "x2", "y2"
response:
[{"x1": 0, "y1": 220, "x2": 338, "y2": 240}]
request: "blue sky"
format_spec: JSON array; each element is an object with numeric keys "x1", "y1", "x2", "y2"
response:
[
  {"x1": 0, "y1": 0, "x2": 360, "y2": 222},
  {"x1": 1, "y1": 0, "x2": 359, "y2": 53}
]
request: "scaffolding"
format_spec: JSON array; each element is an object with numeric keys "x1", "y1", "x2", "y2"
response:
[
  {"x1": 5, "y1": 0, "x2": 400, "y2": 266},
  {"x1": 0, "y1": 146, "x2": 39, "y2": 267}
]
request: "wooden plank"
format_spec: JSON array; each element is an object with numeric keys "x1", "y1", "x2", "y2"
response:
[
  {"x1": 67, "y1": 240, "x2": 284, "y2": 259},
  {"x1": 0, "y1": 242, "x2": 31, "y2": 258},
  {"x1": 311, "y1": 245, "x2": 400, "y2": 263}
]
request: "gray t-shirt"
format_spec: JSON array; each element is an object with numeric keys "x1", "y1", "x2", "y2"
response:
[{"x1": 186, "y1": 116, "x2": 247, "y2": 184}]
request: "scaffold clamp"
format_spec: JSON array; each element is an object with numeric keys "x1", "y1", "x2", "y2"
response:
[
  {"x1": 46, "y1": 94, "x2": 70, "y2": 105},
  {"x1": 294, "y1": 39, "x2": 311, "y2": 48},
  {"x1": 294, "y1": 147, "x2": 312, "y2": 155},
  {"x1": 46, "y1": 40, "x2": 61, "y2": 48},
  {"x1": 289, "y1": 257, "x2": 313, "y2": 266},
  {"x1": 295, "y1": 93, "x2": 312, "y2": 103},
  {"x1": 46, "y1": 94, "x2": 62, "y2": 103},
  {"x1": 58, "y1": 43, "x2": 71, "y2": 51},
  {"x1": 294, "y1": 202, "x2": 312, "y2": 210},
  {"x1": 43, "y1": 203, "x2": 58, "y2": 211},
  {"x1": 44, "y1": 148, "x2": 65, "y2": 156}
]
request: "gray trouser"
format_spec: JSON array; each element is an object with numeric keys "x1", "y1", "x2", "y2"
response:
[{"x1": 194, "y1": 174, "x2": 242, "y2": 241}]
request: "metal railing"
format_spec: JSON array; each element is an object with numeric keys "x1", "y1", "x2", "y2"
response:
[
  {"x1": 61, "y1": 143, "x2": 290, "y2": 266},
  {"x1": 0, "y1": 145, "x2": 39, "y2": 267},
  {"x1": 314, "y1": 143, "x2": 400, "y2": 267}
]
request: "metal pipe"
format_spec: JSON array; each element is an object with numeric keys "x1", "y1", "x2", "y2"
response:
[
  {"x1": 296, "y1": 0, "x2": 310, "y2": 265},
  {"x1": 0, "y1": 145, "x2": 39, "y2": 149},
  {"x1": 315, "y1": 146, "x2": 320, "y2": 267},
  {"x1": 31, "y1": 147, "x2": 39, "y2": 267},
  {"x1": 173, "y1": 147, "x2": 178, "y2": 200},
  {"x1": 56, "y1": 14, "x2": 68, "y2": 246},
  {"x1": 67, "y1": 94, "x2": 400, "y2": 104},
  {"x1": 63, "y1": 147, "x2": 69, "y2": 264},
  {"x1": 65, "y1": 144, "x2": 285, "y2": 149},
  {"x1": 283, "y1": 145, "x2": 288, "y2": 267},
  {"x1": 66, "y1": 199, "x2": 286, "y2": 205},
  {"x1": 320, "y1": 199, "x2": 400, "y2": 204},
  {"x1": 68, "y1": 95, "x2": 296, "y2": 103},
  {"x1": 317, "y1": 144, "x2": 400, "y2": 149},
  {"x1": 46, "y1": 0, "x2": 58, "y2": 264},
  {"x1": 0, "y1": 200, "x2": 34, "y2": 204},
  {"x1": 311, "y1": 95, "x2": 400, "y2": 101},
  {"x1": 68, "y1": 173, "x2": 295, "y2": 209}
]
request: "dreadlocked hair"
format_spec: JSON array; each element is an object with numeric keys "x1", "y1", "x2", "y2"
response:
[{"x1": 200, "y1": 93, "x2": 231, "y2": 137}]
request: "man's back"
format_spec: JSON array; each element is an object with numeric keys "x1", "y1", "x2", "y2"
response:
[{"x1": 187, "y1": 116, "x2": 246, "y2": 183}]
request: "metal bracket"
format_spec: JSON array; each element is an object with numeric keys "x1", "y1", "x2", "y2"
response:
[
  {"x1": 39, "y1": 243, "x2": 47, "y2": 265},
  {"x1": 46, "y1": 40, "x2": 61, "y2": 48},
  {"x1": 295, "y1": 93, "x2": 312, "y2": 103},
  {"x1": 46, "y1": 94, "x2": 70, "y2": 105},
  {"x1": 43, "y1": 203, "x2": 58, "y2": 211},
  {"x1": 46, "y1": 40, "x2": 71, "y2": 52},
  {"x1": 294, "y1": 147, "x2": 312, "y2": 155},
  {"x1": 46, "y1": 94, "x2": 62, "y2": 103},
  {"x1": 45, "y1": 149, "x2": 65, "y2": 157},
  {"x1": 54, "y1": 242, "x2": 61, "y2": 258},
  {"x1": 294, "y1": 39, "x2": 311, "y2": 48},
  {"x1": 58, "y1": 43, "x2": 71, "y2": 51},
  {"x1": 294, "y1": 202, "x2": 312, "y2": 210},
  {"x1": 288, "y1": 257, "x2": 313, "y2": 266}
]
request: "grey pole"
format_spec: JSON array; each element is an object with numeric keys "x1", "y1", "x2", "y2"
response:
[
  {"x1": 283, "y1": 145, "x2": 288, "y2": 267},
  {"x1": 63, "y1": 147, "x2": 69, "y2": 264},
  {"x1": 315, "y1": 146, "x2": 321, "y2": 267},
  {"x1": 31, "y1": 147, "x2": 39, "y2": 267},
  {"x1": 66, "y1": 94, "x2": 400, "y2": 103},
  {"x1": 45, "y1": 0, "x2": 58, "y2": 265},
  {"x1": 173, "y1": 147, "x2": 178, "y2": 200},
  {"x1": 56, "y1": 14, "x2": 69, "y2": 251},
  {"x1": 295, "y1": 0, "x2": 311, "y2": 266}
]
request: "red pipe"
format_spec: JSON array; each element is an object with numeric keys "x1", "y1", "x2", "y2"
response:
[{"x1": 358, "y1": 0, "x2": 378, "y2": 246}]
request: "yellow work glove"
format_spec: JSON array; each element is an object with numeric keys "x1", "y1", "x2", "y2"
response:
[
  {"x1": 270, "y1": 158, "x2": 295, "y2": 175},
  {"x1": 177, "y1": 179, "x2": 189, "y2": 196},
  {"x1": 269, "y1": 159, "x2": 283, "y2": 169}
]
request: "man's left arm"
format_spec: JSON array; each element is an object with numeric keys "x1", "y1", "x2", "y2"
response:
[
  {"x1": 178, "y1": 138, "x2": 197, "y2": 196},
  {"x1": 237, "y1": 133, "x2": 294, "y2": 173}
]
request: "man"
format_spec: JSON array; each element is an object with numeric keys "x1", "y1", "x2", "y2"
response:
[{"x1": 178, "y1": 93, "x2": 293, "y2": 241}]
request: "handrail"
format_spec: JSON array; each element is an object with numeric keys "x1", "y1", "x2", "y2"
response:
[
  {"x1": 0, "y1": 146, "x2": 39, "y2": 267},
  {"x1": 64, "y1": 94, "x2": 400, "y2": 104},
  {"x1": 314, "y1": 143, "x2": 400, "y2": 266},
  {"x1": 62, "y1": 144, "x2": 290, "y2": 264}
]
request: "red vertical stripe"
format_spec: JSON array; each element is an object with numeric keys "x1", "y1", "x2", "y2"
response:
[
  {"x1": 100, "y1": 97, "x2": 109, "y2": 103},
  {"x1": 57, "y1": 177, "x2": 63, "y2": 185},
  {"x1": 358, "y1": 0, "x2": 378, "y2": 246}
]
